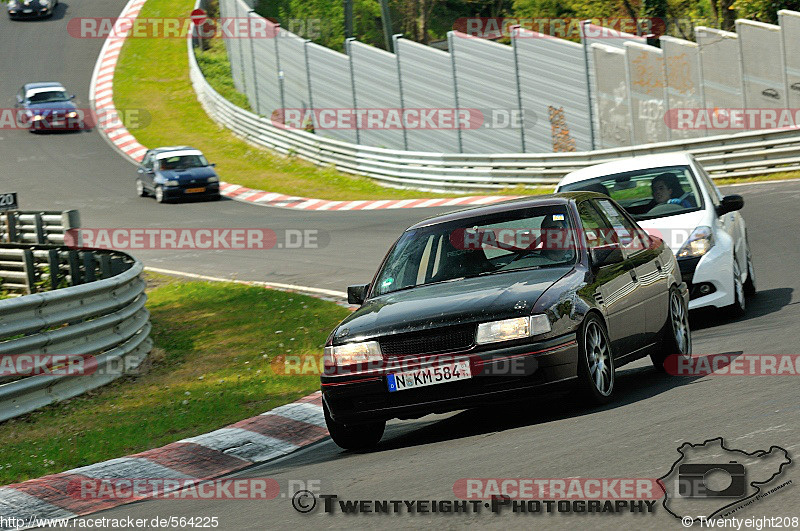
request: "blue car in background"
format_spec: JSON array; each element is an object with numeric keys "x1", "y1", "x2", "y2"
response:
[
  {"x1": 136, "y1": 147, "x2": 221, "y2": 203},
  {"x1": 15, "y1": 82, "x2": 88, "y2": 132}
]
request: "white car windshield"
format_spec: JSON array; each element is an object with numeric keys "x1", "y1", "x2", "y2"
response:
[{"x1": 560, "y1": 165, "x2": 704, "y2": 221}]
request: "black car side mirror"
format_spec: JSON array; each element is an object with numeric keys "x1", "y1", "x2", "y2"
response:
[
  {"x1": 347, "y1": 284, "x2": 370, "y2": 305},
  {"x1": 717, "y1": 194, "x2": 744, "y2": 216},
  {"x1": 210, "y1": 163, "x2": 217, "y2": 167},
  {"x1": 70, "y1": 94, "x2": 76, "y2": 99},
  {"x1": 590, "y1": 244, "x2": 624, "y2": 269}
]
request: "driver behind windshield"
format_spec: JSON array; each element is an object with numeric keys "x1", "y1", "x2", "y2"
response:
[
  {"x1": 649, "y1": 172, "x2": 695, "y2": 210},
  {"x1": 539, "y1": 214, "x2": 576, "y2": 263}
]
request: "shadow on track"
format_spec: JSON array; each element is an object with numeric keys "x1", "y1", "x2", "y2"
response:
[
  {"x1": 291, "y1": 357, "x2": 741, "y2": 464},
  {"x1": 689, "y1": 288, "x2": 793, "y2": 331}
]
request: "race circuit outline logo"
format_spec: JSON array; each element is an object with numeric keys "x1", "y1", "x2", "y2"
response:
[{"x1": 658, "y1": 437, "x2": 792, "y2": 523}]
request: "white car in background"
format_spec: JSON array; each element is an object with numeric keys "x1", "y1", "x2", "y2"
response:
[{"x1": 556, "y1": 153, "x2": 756, "y2": 316}]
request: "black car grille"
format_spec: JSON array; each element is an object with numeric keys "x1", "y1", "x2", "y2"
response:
[{"x1": 379, "y1": 324, "x2": 476, "y2": 357}]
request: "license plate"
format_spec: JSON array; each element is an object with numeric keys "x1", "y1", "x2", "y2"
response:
[
  {"x1": 51, "y1": 121, "x2": 64, "y2": 126},
  {"x1": 23, "y1": 9, "x2": 33, "y2": 13},
  {"x1": 387, "y1": 361, "x2": 471, "y2": 392},
  {"x1": 185, "y1": 187, "x2": 206, "y2": 193}
]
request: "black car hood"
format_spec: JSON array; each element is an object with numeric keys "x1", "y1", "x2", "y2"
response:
[{"x1": 333, "y1": 267, "x2": 571, "y2": 343}]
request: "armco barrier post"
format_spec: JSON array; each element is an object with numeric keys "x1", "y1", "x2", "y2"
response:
[
  {"x1": 22, "y1": 248, "x2": 36, "y2": 293},
  {"x1": 68, "y1": 250, "x2": 81, "y2": 285},
  {"x1": 47, "y1": 248, "x2": 60, "y2": 290}
]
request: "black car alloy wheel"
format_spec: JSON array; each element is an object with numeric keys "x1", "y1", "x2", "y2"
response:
[
  {"x1": 577, "y1": 314, "x2": 615, "y2": 404},
  {"x1": 652, "y1": 286, "x2": 691, "y2": 371}
]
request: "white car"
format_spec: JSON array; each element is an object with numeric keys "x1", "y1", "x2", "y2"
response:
[{"x1": 556, "y1": 153, "x2": 755, "y2": 315}]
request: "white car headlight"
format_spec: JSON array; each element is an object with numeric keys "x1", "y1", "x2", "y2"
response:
[
  {"x1": 164, "y1": 180, "x2": 179, "y2": 186},
  {"x1": 677, "y1": 226, "x2": 714, "y2": 258},
  {"x1": 324, "y1": 341, "x2": 382, "y2": 367},
  {"x1": 476, "y1": 315, "x2": 551, "y2": 345}
]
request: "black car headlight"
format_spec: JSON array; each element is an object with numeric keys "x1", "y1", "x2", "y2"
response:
[
  {"x1": 164, "y1": 180, "x2": 180, "y2": 186},
  {"x1": 324, "y1": 341, "x2": 382, "y2": 367},
  {"x1": 475, "y1": 315, "x2": 551, "y2": 345},
  {"x1": 66, "y1": 111, "x2": 78, "y2": 119},
  {"x1": 31, "y1": 115, "x2": 45, "y2": 122}
]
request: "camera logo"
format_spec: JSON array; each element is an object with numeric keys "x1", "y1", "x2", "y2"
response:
[
  {"x1": 677, "y1": 462, "x2": 746, "y2": 498},
  {"x1": 658, "y1": 438, "x2": 791, "y2": 522}
]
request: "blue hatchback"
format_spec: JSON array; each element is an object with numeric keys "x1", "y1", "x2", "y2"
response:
[{"x1": 135, "y1": 147, "x2": 221, "y2": 203}]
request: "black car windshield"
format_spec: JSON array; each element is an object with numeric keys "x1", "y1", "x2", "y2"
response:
[
  {"x1": 158, "y1": 154, "x2": 209, "y2": 170},
  {"x1": 27, "y1": 90, "x2": 70, "y2": 103},
  {"x1": 559, "y1": 165, "x2": 704, "y2": 221},
  {"x1": 372, "y1": 205, "x2": 577, "y2": 297}
]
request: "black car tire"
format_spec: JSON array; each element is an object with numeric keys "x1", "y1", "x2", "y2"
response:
[
  {"x1": 726, "y1": 258, "x2": 746, "y2": 318},
  {"x1": 324, "y1": 401, "x2": 385, "y2": 451},
  {"x1": 744, "y1": 242, "x2": 756, "y2": 297},
  {"x1": 651, "y1": 286, "x2": 691, "y2": 372},
  {"x1": 576, "y1": 314, "x2": 615, "y2": 405},
  {"x1": 154, "y1": 186, "x2": 167, "y2": 203}
]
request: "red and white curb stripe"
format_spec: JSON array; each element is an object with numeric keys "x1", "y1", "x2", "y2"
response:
[
  {"x1": 89, "y1": 0, "x2": 149, "y2": 164},
  {"x1": 219, "y1": 183, "x2": 519, "y2": 211},
  {"x1": 88, "y1": 0, "x2": 519, "y2": 211},
  {"x1": 0, "y1": 393, "x2": 327, "y2": 529}
]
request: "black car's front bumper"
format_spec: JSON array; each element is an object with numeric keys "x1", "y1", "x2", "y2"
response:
[
  {"x1": 322, "y1": 334, "x2": 579, "y2": 425},
  {"x1": 8, "y1": 7, "x2": 52, "y2": 18}
]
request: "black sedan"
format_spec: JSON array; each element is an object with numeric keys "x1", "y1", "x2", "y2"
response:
[
  {"x1": 7, "y1": 0, "x2": 58, "y2": 19},
  {"x1": 321, "y1": 192, "x2": 691, "y2": 450}
]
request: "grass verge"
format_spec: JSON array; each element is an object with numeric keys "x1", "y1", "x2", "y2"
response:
[
  {"x1": 0, "y1": 273, "x2": 349, "y2": 485},
  {"x1": 112, "y1": 0, "x2": 547, "y2": 200},
  {"x1": 714, "y1": 170, "x2": 800, "y2": 186}
]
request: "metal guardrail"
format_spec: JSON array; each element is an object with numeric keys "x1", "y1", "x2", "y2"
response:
[
  {"x1": 1, "y1": 210, "x2": 80, "y2": 246},
  {"x1": 0, "y1": 241, "x2": 121, "y2": 295},
  {"x1": 187, "y1": 24, "x2": 800, "y2": 192},
  {"x1": 0, "y1": 244, "x2": 151, "y2": 422}
]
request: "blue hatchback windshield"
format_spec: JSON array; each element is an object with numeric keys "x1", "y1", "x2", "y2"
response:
[{"x1": 373, "y1": 205, "x2": 576, "y2": 296}]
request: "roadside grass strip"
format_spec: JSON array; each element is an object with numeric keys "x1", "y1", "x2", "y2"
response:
[{"x1": 0, "y1": 273, "x2": 348, "y2": 486}]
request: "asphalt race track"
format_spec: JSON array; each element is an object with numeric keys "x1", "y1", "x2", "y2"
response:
[
  {"x1": 0, "y1": 0, "x2": 445, "y2": 292},
  {"x1": 2, "y1": 2, "x2": 799, "y2": 529}
]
